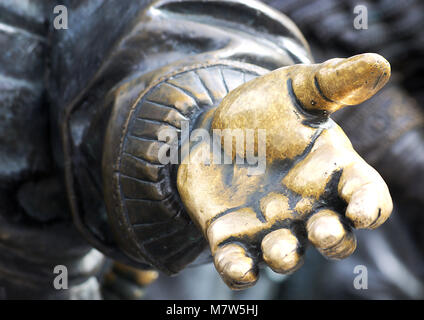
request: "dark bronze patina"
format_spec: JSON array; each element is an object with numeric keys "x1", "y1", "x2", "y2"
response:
[{"x1": 4, "y1": 0, "x2": 423, "y2": 298}]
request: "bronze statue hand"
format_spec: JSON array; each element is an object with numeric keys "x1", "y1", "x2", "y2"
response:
[{"x1": 177, "y1": 53, "x2": 393, "y2": 289}]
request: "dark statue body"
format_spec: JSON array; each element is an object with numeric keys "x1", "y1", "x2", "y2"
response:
[{"x1": 0, "y1": 0, "x2": 423, "y2": 299}]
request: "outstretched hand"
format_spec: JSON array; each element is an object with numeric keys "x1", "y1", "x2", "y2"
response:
[{"x1": 177, "y1": 53, "x2": 393, "y2": 289}]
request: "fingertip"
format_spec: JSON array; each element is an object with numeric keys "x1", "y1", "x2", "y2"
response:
[
  {"x1": 261, "y1": 228, "x2": 304, "y2": 274},
  {"x1": 307, "y1": 210, "x2": 345, "y2": 248},
  {"x1": 345, "y1": 184, "x2": 392, "y2": 229},
  {"x1": 307, "y1": 209, "x2": 357, "y2": 259},
  {"x1": 214, "y1": 243, "x2": 258, "y2": 290}
]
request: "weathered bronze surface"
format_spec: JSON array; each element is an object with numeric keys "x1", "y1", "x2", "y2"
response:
[
  {"x1": 102, "y1": 262, "x2": 159, "y2": 299},
  {"x1": 65, "y1": 0, "x2": 313, "y2": 276},
  {"x1": 178, "y1": 53, "x2": 392, "y2": 289},
  {"x1": 0, "y1": 0, "x2": 408, "y2": 298}
]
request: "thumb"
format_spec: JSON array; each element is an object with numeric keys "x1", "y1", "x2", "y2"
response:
[{"x1": 291, "y1": 53, "x2": 391, "y2": 115}]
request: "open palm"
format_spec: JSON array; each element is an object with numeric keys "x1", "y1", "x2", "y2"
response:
[{"x1": 177, "y1": 54, "x2": 393, "y2": 289}]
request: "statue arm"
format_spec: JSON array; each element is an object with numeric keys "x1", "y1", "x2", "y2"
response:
[{"x1": 52, "y1": 0, "x2": 393, "y2": 289}]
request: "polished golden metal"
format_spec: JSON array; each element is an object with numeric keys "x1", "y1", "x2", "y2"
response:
[
  {"x1": 177, "y1": 53, "x2": 393, "y2": 290},
  {"x1": 104, "y1": 262, "x2": 159, "y2": 287},
  {"x1": 113, "y1": 263, "x2": 159, "y2": 286}
]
